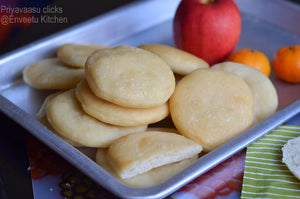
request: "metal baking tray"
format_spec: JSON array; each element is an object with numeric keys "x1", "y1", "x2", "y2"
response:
[{"x1": 1, "y1": 0, "x2": 300, "y2": 198}]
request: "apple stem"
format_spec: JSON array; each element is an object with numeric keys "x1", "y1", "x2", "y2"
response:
[{"x1": 199, "y1": 0, "x2": 215, "y2": 4}]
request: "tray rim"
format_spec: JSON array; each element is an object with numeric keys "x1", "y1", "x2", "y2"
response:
[{"x1": 0, "y1": 0, "x2": 300, "y2": 198}]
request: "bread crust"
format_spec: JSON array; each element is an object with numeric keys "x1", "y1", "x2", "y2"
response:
[
  {"x1": 138, "y1": 44, "x2": 209, "y2": 75},
  {"x1": 212, "y1": 61, "x2": 278, "y2": 125},
  {"x1": 75, "y1": 80, "x2": 169, "y2": 126},
  {"x1": 170, "y1": 69, "x2": 254, "y2": 152},
  {"x1": 57, "y1": 43, "x2": 109, "y2": 68},
  {"x1": 46, "y1": 89, "x2": 147, "y2": 147},
  {"x1": 96, "y1": 148, "x2": 198, "y2": 188},
  {"x1": 106, "y1": 131, "x2": 202, "y2": 179},
  {"x1": 23, "y1": 58, "x2": 84, "y2": 89},
  {"x1": 85, "y1": 45, "x2": 175, "y2": 108}
]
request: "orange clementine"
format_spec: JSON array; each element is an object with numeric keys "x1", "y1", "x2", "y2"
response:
[
  {"x1": 272, "y1": 45, "x2": 300, "y2": 84},
  {"x1": 227, "y1": 48, "x2": 271, "y2": 77}
]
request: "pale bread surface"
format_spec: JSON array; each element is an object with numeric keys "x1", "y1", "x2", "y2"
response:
[
  {"x1": 57, "y1": 43, "x2": 109, "y2": 68},
  {"x1": 96, "y1": 148, "x2": 197, "y2": 187},
  {"x1": 138, "y1": 44, "x2": 209, "y2": 75},
  {"x1": 37, "y1": 94, "x2": 96, "y2": 150},
  {"x1": 75, "y1": 80, "x2": 169, "y2": 126},
  {"x1": 212, "y1": 61, "x2": 278, "y2": 125},
  {"x1": 46, "y1": 89, "x2": 147, "y2": 147},
  {"x1": 36, "y1": 92, "x2": 83, "y2": 147},
  {"x1": 170, "y1": 69, "x2": 254, "y2": 152},
  {"x1": 282, "y1": 136, "x2": 300, "y2": 180},
  {"x1": 85, "y1": 45, "x2": 175, "y2": 108},
  {"x1": 106, "y1": 131, "x2": 202, "y2": 179},
  {"x1": 23, "y1": 58, "x2": 84, "y2": 89}
]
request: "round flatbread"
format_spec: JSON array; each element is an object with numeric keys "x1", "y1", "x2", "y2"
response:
[
  {"x1": 85, "y1": 45, "x2": 175, "y2": 108},
  {"x1": 36, "y1": 92, "x2": 83, "y2": 147},
  {"x1": 138, "y1": 44, "x2": 209, "y2": 75},
  {"x1": 75, "y1": 80, "x2": 169, "y2": 126},
  {"x1": 106, "y1": 131, "x2": 202, "y2": 179},
  {"x1": 57, "y1": 43, "x2": 109, "y2": 68},
  {"x1": 96, "y1": 148, "x2": 197, "y2": 188},
  {"x1": 46, "y1": 89, "x2": 147, "y2": 148},
  {"x1": 170, "y1": 69, "x2": 254, "y2": 152},
  {"x1": 211, "y1": 61, "x2": 278, "y2": 125},
  {"x1": 23, "y1": 58, "x2": 84, "y2": 89}
]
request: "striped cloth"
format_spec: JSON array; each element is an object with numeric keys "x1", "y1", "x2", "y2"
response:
[{"x1": 241, "y1": 125, "x2": 300, "y2": 198}]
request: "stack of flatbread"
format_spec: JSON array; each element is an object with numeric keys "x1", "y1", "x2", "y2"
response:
[{"x1": 23, "y1": 43, "x2": 279, "y2": 187}]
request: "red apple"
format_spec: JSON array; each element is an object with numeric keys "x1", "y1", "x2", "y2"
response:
[{"x1": 173, "y1": 0, "x2": 241, "y2": 66}]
